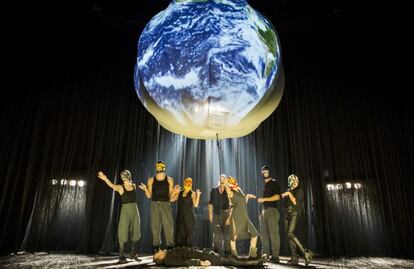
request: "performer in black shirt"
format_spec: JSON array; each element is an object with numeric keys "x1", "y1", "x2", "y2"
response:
[
  {"x1": 282, "y1": 174, "x2": 313, "y2": 265},
  {"x1": 97, "y1": 170, "x2": 141, "y2": 263},
  {"x1": 208, "y1": 174, "x2": 231, "y2": 255},
  {"x1": 257, "y1": 165, "x2": 281, "y2": 263}
]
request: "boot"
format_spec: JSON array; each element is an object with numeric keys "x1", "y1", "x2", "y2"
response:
[
  {"x1": 129, "y1": 241, "x2": 141, "y2": 262},
  {"x1": 118, "y1": 243, "x2": 128, "y2": 263},
  {"x1": 269, "y1": 256, "x2": 280, "y2": 264},
  {"x1": 248, "y1": 247, "x2": 257, "y2": 258},
  {"x1": 152, "y1": 245, "x2": 160, "y2": 254},
  {"x1": 304, "y1": 249, "x2": 314, "y2": 266}
]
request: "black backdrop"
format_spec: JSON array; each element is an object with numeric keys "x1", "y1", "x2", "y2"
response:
[{"x1": 1, "y1": 0, "x2": 413, "y2": 258}]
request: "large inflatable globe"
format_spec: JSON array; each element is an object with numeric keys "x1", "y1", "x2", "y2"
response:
[{"x1": 134, "y1": 0, "x2": 284, "y2": 139}]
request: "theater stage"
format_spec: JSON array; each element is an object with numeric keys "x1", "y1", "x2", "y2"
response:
[{"x1": 1, "y1": 252, "x2": 413, "y2": 269}]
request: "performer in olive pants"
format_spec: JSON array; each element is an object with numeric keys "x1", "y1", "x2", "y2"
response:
[
  {"x1": 139, "y1": 161, "x2": 175, "y2": 252},
  {"x1": 257, "y1": 166, "x2": 281, "y2": 263},
  {"x1": 118, "y1": 203, "x2": 141, "y2": 258},
  {"x1": 98, "y1": 170, "x2": 141, "y2": 263}
]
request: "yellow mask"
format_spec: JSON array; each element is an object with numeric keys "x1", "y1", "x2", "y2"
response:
[
  {"x1": 183, "y1": 177, "x2": 192, "y2": 191},
  {"x1": 228, "y1": 176, "x2": 238, "y2": 190}
]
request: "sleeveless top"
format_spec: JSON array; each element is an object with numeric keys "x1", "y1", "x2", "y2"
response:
[
  {"x1": 121, "y1": 185, "x2": 137, "y2": 204},
  {"x1": 152, "y1": 176, "x2": 170, "y2": 202}
]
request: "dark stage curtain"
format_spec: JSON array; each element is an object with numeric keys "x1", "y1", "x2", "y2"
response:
[{"x1": 1, "y1": 3, "x2": 413, "y2": 258}]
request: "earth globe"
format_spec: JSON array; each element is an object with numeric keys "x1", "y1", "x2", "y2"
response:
[{"x1": 134, "y1": 0, "x2": 284, "y2": 139}]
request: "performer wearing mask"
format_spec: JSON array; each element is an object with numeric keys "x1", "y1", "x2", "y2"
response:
[
  {"x1": 257, "y1": 165, "x2": 281, "y2": 263},
  {"x1": 282, "y1": 174, "x2": 313, "y2": 265},
  {"x1": 97, "y1": 170, "x2": 141, "y2": 263},
  {"x1": 170, "y1": 177, "x2": 201, "y2": 247},
  {"x1": 138, "y1": 161, "x2": 175, "y2": 253},
  {"x1": 208, "y1": 174, "x2": 231, "y2": 255},
  {"x1": 224, "y1": 176, "x2": 259, "y2": 258}
]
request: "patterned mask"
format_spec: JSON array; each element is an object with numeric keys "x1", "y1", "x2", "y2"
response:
[{"x1": 184, "y1": 177, "x2": 193, "y2": 191}]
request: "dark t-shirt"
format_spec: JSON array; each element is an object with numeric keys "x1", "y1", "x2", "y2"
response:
[
  {"x1": 263, "y1": 178, "x2": 281, "y2": 208},
  {"x1": 284, "y1": 186, "x2": 304, "y2": 214},
  {"x1": 209, "y1": 187, "x2": 230, "y2": 214}
]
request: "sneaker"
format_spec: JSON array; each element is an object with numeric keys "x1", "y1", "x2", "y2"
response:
[{"x1": 304, "y1": 250, "x2": 313, "y2": 266}]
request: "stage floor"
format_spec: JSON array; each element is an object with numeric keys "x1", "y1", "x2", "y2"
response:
[{"x1": 0, "y1": 252, "x2": 413, "y2": 269}]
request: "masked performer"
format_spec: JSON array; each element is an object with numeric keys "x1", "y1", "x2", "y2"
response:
[
  {"x1": 257, "y1": 166, "x2": 281, "y2": 263},
  {"x1": 138, "y1": 161, "x2": 175, "y2": 253},
  {"x1": 208, "y1": 174, "x2": 231, "y2": 255},
  {"x1": 282, "y1": 174, "x2": 313, "y2": 265},
  {"x1": 97, "y1": 170, "x2": 141, "y2": 263},
  {"x1": 170, "y1": 177, "x2": 201, "y2": 247},
  {"x1": 224, "y1": 176, "x2": 259, "y2": 258}
]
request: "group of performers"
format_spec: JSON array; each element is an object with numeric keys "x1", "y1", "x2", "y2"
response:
[{"x1": 97, "y1": 161, "x2": 313, "y2": 266}]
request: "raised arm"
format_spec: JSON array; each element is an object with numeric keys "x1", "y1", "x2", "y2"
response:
[
  {"x1": 223, "y1": 178, "x2": 233, "y2": 199},
  {"x1": 168, "y1": 177, "x2": 174, "y2": 197},
  {"x1": 170, "y1": 185, "x2": 181, "y2": 202},
  {"x1": 138, "y1": 177, "x2": 153, "y2": 199},
  {"x1": 192, "y1": 189, "x2": 201, "y2": 207},
  {"x1": 97, "y1": 171, "x2": 122, "y2": 193}
]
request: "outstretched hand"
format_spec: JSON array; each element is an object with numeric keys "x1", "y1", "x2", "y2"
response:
[
  {"x1": 173, "y1": 184, "x2": 181, "y2": 193},
  {"x1": 138, "y1": 183, "x2": 147, "y2": 191},
  {"x1": 246, "y1": 194, "x2": 257, "y2": 199},
  {"x1": 196, "y1": 189, "x2": 202, "y2": 195},
  {"x1": 97, "y1": 171, "x2": 108, "y2": 181}
]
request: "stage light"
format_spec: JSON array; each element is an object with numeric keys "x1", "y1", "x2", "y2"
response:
[
  {"x1": 327, "y1": 184, "x2": 334, "y2": 191},
  {"x1": 134, "y1": 0, "x2": 284, "y2": 139},
  {"x1": 60, "y1": 179, "x2": 67, "y2": 185},
  {"x1": 77, "y1": 180, "x2": 85, "y2": 187},
  {"x1": 69, "y1": 180, "x2": 77, "y2": 187},
  {"x1": 354, "y1": 183, "x2": 362, "y2": 189},
  {"x1": 345, "y1": 182, "x2": 352, "y2": 189},
  {"x1": 336, "y1": 184, "x2": 343, "y2": 190},
  {"x1": 51, "y1": 179, "x2": 58, "y2": 185}
]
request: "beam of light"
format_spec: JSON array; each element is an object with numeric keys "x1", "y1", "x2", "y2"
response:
[{"x1": 77, "y1": 180, "x2": 86, "y2": 187}]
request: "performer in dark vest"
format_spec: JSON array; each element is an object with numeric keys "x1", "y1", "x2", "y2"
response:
[
  {"x1": 282, "y1": 174, "x2": 313, "y2": 265},
  {"x1": 138, "y1": 161, "x2": 175, "y2": 253},
  {"x1": 170, "y1": 177, "x2": 201, "y2": 247},
  {"x1": 98, "y1": 170, "x2": 141, "y2": 263}
]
